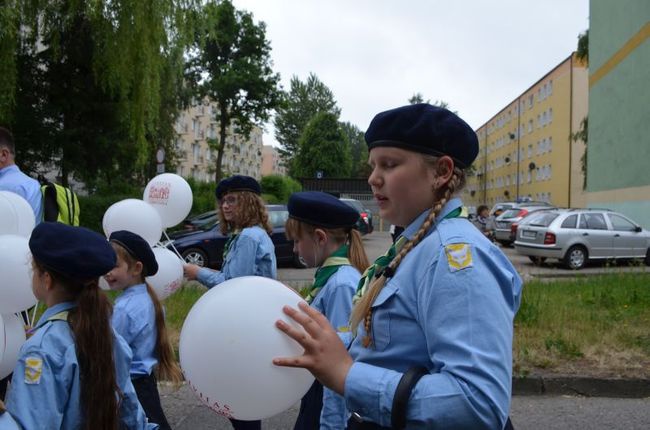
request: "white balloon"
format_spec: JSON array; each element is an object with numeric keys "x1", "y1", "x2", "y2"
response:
[
  {"x1": 180, "y1": 277, "x2": 314, "y2": 421},
  {"x1": 0, "y1": 191, "x2": 36, "y2": 237},
  {"x1": 0, "y1": 313, "x2": 27, "y2": 379},
  {"x1": 102, "y1": 199, "x2": 163, "y2": 246},
  {"x1": 146, "y1": 247, "x2": 184, "y2": 300},
  {"x1": 0, "y1": 235, "x2": 38, "y2": 314},
  {"x1": 143, "y1": 173, "x2": 193, "y2": 228},
  {"x1": 0, "y1": 192, "x2": 20, "y2": 236}
]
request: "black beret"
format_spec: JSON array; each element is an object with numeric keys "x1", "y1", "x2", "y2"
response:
[
  {"x1": 288, "y1": 191, "x2": 360, "y2": 229},
  {"x1": 29, "y1": 222, "x2": 116, "y2": 279},
  {"x1": 215, "y1": 175, "x2": 261, "y2": 200},
  {"x1": 365, "y1": 103, "x2": 479, "y2": 168},
  {"x1": 109, "y1": 230, "x2": 159, "y2": 277}
]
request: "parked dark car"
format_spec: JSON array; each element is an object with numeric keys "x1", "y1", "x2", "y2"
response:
[
  {"x1": 180, "y1": 210, "x2": 218, "y2": 231},
  {"x1": 166, "y1": 205, "x2": 304, "y2": 269},
  {"x1": 340, "y1": 198, "x2": 373, "y2": 235}
]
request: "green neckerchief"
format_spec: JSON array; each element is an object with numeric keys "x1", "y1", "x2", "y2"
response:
[
  {"x1": 222, "y1": 229, "x2": 241, "y2": 261},
  {"x1": 353, "y1": 207, "x2": 462, "y2": 303},
  {"x1": 300, "y1": 244, "x2": 350, "y2": 304}
]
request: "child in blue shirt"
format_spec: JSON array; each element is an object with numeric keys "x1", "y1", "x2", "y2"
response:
[
  {"x1": 106, "y1": 230, "x2": 183, "y2": 430},
  {"x1": 184, "y1": 175, "x2": 276, "y2": 430},
  {"x1": 274, "y1": 104, "x2": 522, "y2": 429},
  {"x1": 6, "y1": 222, "x2": 156, "y2": 429},
  {"x1": 286, "y1": 191, "x2": 370, "y2": 430}
]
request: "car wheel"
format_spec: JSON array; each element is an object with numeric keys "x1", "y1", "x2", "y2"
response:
[
  {"x1": 528, "y1": 256, "x2": 547, "y2": 266},
  {"x1": 497, "y1": 240, "x2": 512, "y2": 247},
  {"x1": 645, "y1": 249, "x2": 650, "y2": 266},
  {"x1": 182, "y1": 248, "x2": 208, "y2": 267},
  {"x1": 563, "y1": 245, "x2": 587, "y2": 270}
]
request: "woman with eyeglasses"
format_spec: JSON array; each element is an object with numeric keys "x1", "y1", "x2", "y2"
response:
[{"x1": 183, "y1": 174, "x2": 276, "y2": 430}]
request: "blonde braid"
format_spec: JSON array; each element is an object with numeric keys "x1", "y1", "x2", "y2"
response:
[{"x1": 351, "y1": 169, "x2": 462, "y2": 347}]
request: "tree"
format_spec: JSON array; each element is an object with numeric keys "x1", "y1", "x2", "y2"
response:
[
  {"x1": 2, "y1": 0, "x2": 197, "y2": 186},
  {"x1": 274, "y1": 73, "x2": 340, "y2": 175},
  {"x1": 186, "y1": 0, "x2": 282, "y2": 183},
  {"x1": 340, "y1": 121, "x2": 369, "y2": 178},
  {"x1": 577, "y1": 30, "x2": 589, "y2": 64},
  {"x1": 293, "y1": 112, "x2": 351, "y2": 178}
]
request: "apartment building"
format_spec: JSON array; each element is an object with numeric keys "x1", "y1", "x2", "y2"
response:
[
  {"x1": 464, "y1": 53, "x2": 588, "y2": 209},
  {"x1": 174, "y1": 99, "x2": 263, "y2": 182},
  {"x1": 586, "y1": 0, "x2": 650, "y2": 227},
  {"x1": 261, "y1": 145, "x2": 287, "y2": 176}
]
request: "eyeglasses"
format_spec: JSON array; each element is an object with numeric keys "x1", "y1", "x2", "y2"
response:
[{"x1": 220, "y1": 195, "x2": 238, "y2": 206}]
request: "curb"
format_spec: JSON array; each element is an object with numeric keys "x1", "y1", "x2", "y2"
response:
[{"x1": 513, "y1": 376, "x2": 650, "y2": 398}]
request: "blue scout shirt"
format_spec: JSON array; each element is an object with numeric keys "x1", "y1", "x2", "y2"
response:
[
  {"x1": 312, "y1": 265, "x2": 359, "y2": 430},
  {"x1": 345, "y1": 198, "x2": 522, "y2": 429},
  {"x1": 0, "y1": 164, "x2": 43, "y2": 222},
  {"x1": 196, "y1": 225, "x2": 277, "y2": 287},
  {"x1": 112, "y1": 284, "x2": 158, "y2": 376},
  {"x1": 6, "y1": 302, "x2": 157, "y2": 430},
  {"x1": 0, "y1": 410, "x2": 20, "y2": 430}
]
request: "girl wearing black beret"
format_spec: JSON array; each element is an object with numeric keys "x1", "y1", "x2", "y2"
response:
[
  {"x1": 5, "y1": 222, "x2": 155, "y2": 429},
  {"x1": 274, "y1": 104, "x2": 522, "y2": 429},
  {"x1": 106, "y1": 230, "x2": 183, "y2": 430},
  {"x1": 183, "y1": 175, "x2": 276, "y2": 430},
  {"x1": 286, "y1": 191, "x2": 370, "y2": 430}
]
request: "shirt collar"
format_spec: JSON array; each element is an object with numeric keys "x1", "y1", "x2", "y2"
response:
[
  {"x1": 121, "y1": 283, "x2": 148, "y2": 297},
  {"x1": 35, "y1": 301, "x2": 76, "y2": 329},
  {"x1": 0, "y1": 164, "x2": 19, "y2": 176},
  {"x1": 402, "y1": 197, "x2": 463, "y2": 240}
]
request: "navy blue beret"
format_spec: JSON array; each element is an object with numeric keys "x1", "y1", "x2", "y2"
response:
[
  {"x1": 288, "y1": 191, "x2": 359, "y2": 229},
  {"x1": 109, "y1": 230, "x2": 159, "y2": 277},
  {"x1": 365, "y1": 103, "x2": 479, "y2": 168},
  {"x1": 215, "y1": 175, "x2": 261, "y2": 200},
  {"x1": 29, "y1": 222, "x2": 116, "y2": 279}
]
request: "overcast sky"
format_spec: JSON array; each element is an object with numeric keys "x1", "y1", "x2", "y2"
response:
[{"x1": 232, "y1": 0, "x2": 589, "y2": 146}]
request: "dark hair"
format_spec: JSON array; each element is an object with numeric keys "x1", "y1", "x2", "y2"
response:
[
  {"x1": 477, "y1": 205, "x2": 489, "y2": 214},
  {"x1": 111, "y1": 243, "x2": 183, "y2": 384},
  {"x1": 33, "y1": 260, "x2": 120, "y2": 430},
  {"x1": 0, "y1": 127, "x2": 15, "y2": 155}
]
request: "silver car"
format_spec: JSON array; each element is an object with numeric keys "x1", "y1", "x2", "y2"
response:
[
  {"x1": 514, "y1": 209, "x2": 650, "y2": 269},
  {"x1": 493, "y1": 202, "x2": 555, "y2": 246}
]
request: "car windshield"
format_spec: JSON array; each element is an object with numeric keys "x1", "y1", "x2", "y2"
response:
[
  {"x1": 525, "y1": 212, "x2": 559, "y2": 227},
  {"x1": 501, "y1": 209, "x2": 521, "y2": 218}
]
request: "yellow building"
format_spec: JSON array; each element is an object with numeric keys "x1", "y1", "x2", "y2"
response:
[
  {"x1": 174, "y1": 98, "x2": 263, "y2": 181},
  {"x1": 261, "y1": 145, "x2": 287, "y2": 176},
  {"x1": 465, "y1": 53, "x2": 588, "y2": 209}
]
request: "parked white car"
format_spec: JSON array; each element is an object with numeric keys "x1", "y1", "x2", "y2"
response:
[{"x1": 514, "y1": 209, "x2": 650, "y2": 269}]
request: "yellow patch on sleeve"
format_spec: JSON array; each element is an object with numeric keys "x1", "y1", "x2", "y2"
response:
[
  {"x1": 445, "y1": 243, "x2": 473, "y2": 272},
  {"x1": 337, "y1": 326, "x2": 350, "y2": 333},
  {"x1": 24, "y1": 357, "x2": 43, "y2": 384}
]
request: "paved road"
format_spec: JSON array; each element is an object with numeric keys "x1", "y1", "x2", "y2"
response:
[{"x1": 161, "y1": 384, "x2": 650, "y2": 429}]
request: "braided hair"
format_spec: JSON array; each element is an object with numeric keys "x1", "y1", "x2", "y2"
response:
[{"x1": 350, "y1": 155, "x2": 466, "y2": 347}]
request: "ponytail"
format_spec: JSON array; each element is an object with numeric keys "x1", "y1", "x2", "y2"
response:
[
  {"x1": 350, "y1": 164, "x2": 464, "y2": 347},
  {"x1": 347, "y1": 229, "x2": 370, "y2": 274},
  {"x1": 145, "y1": 283, "x2": 183, "y2": 384}
]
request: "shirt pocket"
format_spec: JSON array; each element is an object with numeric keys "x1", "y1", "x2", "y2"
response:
[{"x1": 370, "y1": 283, "x2": 399, "y2": 351}]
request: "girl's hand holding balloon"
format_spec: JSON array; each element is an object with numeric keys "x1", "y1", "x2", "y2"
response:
[{"x1": 273, "y1": 301, "x2": 353, "y2": 396}]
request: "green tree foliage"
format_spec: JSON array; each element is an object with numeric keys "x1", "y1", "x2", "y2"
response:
[
  {"x1": 571, "y1": 116, "x2": 588, "y2": 189},
  {"x1": 2, "y1": 0, "x2": 196, "y2": 186},
  {"x1": 186, "y1": 0, "x2": 282, "y2": 183},
  {"x1": 274, "y1": 73, "x2": 340, "y2": 175},
  {"x1": 340, "y1": 121, "x2": 369, "y2": 178},
  {"x1": 293, "y1": 112, "x2": 351, "y2": 179},
  {"x1": 260, "y1": 174, "x2": 302, "y2": 203},
  {"x1": 577, "y1": 30, "x2": 589, "y2": 64}
]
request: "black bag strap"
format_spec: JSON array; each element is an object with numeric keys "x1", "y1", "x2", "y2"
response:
[{"x1": 391, "y1": 366, "x2": 428, "y2": 429}]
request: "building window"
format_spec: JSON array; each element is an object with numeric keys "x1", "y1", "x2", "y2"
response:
[
  {"x1": 548, "y1": 108, "x2": 553, "y2": 123},
  {"x1": 548, "y1": 80, "x2": 553, "y2": 95},
  {"x1": 548, "y1": 137, "x2": 553, "y2": 152},
  {"x1": 528, "y1": 120, "x2": 533, "y2": 132}
]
